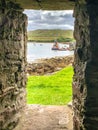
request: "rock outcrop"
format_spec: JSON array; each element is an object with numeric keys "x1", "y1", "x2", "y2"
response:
[{"x1": 27, "y1": 56, "x2": 73, "y2": 75}]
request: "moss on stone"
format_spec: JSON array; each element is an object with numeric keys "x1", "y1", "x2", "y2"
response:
[{"x1": 14, "y1": 0, "x2": 75, "y2": 10}]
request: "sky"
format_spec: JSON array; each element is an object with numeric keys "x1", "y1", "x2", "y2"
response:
[{"x1": 24, "y1": 10, "x2": 74, "y2": 31}]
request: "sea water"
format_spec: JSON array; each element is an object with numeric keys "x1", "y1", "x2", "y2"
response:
[{"x1": 27, "y1": 42, "x2": 74, "y2": 63}]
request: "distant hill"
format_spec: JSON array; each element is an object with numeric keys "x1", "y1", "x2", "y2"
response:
[{"x1": 28, "y1": 29, "x2": 74, "y2": 43}]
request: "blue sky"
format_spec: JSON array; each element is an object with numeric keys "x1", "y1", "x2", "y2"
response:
[{"x1": 24, "y1": 10, "x2": 74, "y2": 31}]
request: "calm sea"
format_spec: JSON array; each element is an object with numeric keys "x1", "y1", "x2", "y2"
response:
[{"x1": 27, "y1": 42, "x2": 74, "y2": 63}]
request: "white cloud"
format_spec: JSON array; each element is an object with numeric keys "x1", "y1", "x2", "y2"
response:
[{"x1": 24, "y1": 10, "x2": 74, "y2": 31}]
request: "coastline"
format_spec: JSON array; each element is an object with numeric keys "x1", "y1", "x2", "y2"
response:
[{"x1": 27, "y1": 55, "x2": 74, "y2": 75}]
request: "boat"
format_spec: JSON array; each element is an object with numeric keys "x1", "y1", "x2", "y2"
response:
[
  {"x1": 51, "y1": 47, "x2": 68, "y2": 51},
  {"x1": 51, "y1": 41, "x2": 70, "y2": 51},
  {"x1": 51, "y1": 48, "x2": 59, "y2": 50},
  {"x1": 59, "y1": 48, "x2": 69, "y2": 51}
]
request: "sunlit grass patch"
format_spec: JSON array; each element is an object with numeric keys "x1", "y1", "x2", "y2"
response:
[{"x1": 27, "y1": 66, "x2": 73, "y2": 105}]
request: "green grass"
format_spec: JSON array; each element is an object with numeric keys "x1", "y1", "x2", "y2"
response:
[
  {"x1": 28, "y1": 29, "x2": 74, "y2": 42},
  {"x1": 26, "y1": 66, "x2": 73, "y2": 105}
]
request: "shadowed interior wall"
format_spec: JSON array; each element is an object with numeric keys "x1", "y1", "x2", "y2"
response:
[
  {"x1": 8, "y1": 0, "x2": 75, "y2": 10},
  {"x1": 0, "y1": 1, "x2": 27, "y2": 129},
  {"x1": 73, "y1": 0, "x2": 98, "y2": 129}
]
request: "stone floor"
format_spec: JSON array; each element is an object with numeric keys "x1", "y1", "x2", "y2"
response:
[{"x1": 16, "y1": 104, "x2": 73, "y2": 130}]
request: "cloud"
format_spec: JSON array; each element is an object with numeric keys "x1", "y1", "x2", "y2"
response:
[{"x1": 24, "y1": 10, "x2": 74, "y2": 31}]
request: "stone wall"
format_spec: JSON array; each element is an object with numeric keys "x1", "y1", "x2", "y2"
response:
[
  {"x1": 73, "y1": 0, "x2": 98, "y2": 129},
  {"x1": 0, "y1": 1, "x2": 27, "y2": 130},
  {"x1": 14, "y1": 0, "x2": 75, "y2": 10}
]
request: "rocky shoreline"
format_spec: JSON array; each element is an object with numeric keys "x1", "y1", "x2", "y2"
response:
[{"x1": 27, "y1": 55, "x2": 74, "y2": 75}]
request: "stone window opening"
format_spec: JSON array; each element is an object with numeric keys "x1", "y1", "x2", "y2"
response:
[
  {"x1": 1, "y1": 0, "x2": 98, "y2": 130},
  {"x1": 20, "y1": 9, "x2": 74, "y2": 130}
]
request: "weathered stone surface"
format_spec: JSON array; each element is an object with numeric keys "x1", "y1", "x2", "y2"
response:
[
  {"x1": 11, "y1": 0, "x2": 75, "y2": 10},
  {"x1": 0, "y1": 1, "x2": 27, "y2": 130},
  {"x1": 73, "y1": 0, "x2": 98, "y2": 129},
  {"x1": 20, "y1": 104, "x2": 73, "y2": 130}
]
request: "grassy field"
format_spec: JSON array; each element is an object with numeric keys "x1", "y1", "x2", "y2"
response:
[
  {"x1": 26, "y1": 66, "x2": 73, "y2": 105},
  {"x1": 28, "y1": 29, "x2": 74, "y2": 42}
]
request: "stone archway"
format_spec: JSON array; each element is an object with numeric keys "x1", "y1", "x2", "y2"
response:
[{"x1": 0, "y1": 0, "x2": 98, "y2": 130}]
